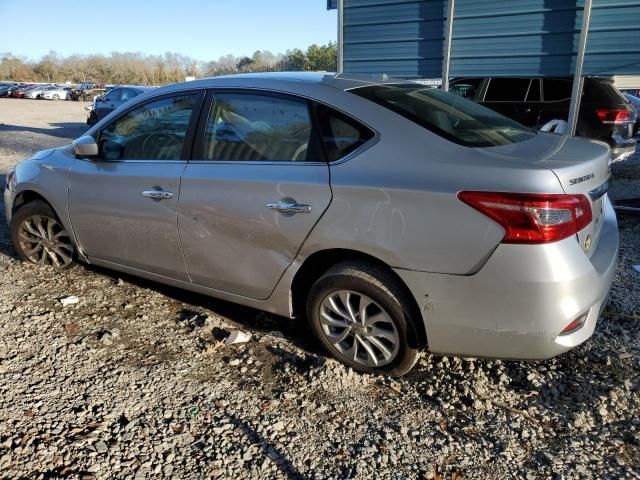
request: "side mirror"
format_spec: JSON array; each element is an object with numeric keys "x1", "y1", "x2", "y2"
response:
[{"x1": 72, "y1": 135, "x2": 99, "y2": 157}]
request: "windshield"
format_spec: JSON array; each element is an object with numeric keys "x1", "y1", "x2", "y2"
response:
[{"x1": 350, "y1": 84, "x2": 535, "y2": 147}]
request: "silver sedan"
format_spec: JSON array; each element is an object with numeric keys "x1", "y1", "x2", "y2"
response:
[
  {"x1": 43, "y1": 86, "x2": 72, "y2": 101},
  {"x1": 3, "y1": 73, "x2": 618, "y2": 376}
]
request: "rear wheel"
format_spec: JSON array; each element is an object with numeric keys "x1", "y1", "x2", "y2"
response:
[
  {"x1": 307, "y1": 261, "x2": 421, "y2": 376},
  {"x1": 10, "y1": 200, "x2": 76, "y2": 270},
  {"x1": 52, "y1": 94, "x2": 59, "y2": 101}
]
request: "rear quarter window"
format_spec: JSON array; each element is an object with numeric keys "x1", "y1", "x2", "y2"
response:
[
  {"x1": 450, "y1": 78, "x2": 482, "y2": 99},
  {"x1": 315, "y1": 104, "x2": 375, "y2": 162},
  {"x1": 584, "y1": 79, "x2": 627, "y2": 105}
]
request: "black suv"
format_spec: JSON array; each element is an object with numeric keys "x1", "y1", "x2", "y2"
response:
[{"x1": 450, "y1": 77, "x2": 637, "y2": 162}]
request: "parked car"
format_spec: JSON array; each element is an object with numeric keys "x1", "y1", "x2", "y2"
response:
[
  {"x1": 450, "y1": 76, "x2": 637, "y2": 162},
  {"x1": 11, "y1": 84, "x2": 36, "y2": 98},
  {"x1": 623, "y1": 93, "x2": 640, "y2": 136},
  {"x1": 4, "y1": 73, "x2": 618, "y2": 376},
  {"x1": 70, "y1": 85, "x2": 108, "y2": 102},
  {"x1": 43, "y1": 86, "x2": 72, "y2": 101},
  {"x1": 0, "y1": 84, "x2": 14, "y2": 97},
  {"x1": 4, "y1": 83, "x2": 27, "y2": 97},
  {"x1": 89, "y1": 86, "x2": 151, "y2": 124},
  {"x1": 24, "y1": 85, "x2": 56, "y2": 99}
]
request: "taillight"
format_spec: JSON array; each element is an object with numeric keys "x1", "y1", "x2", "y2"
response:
[
  {"x1": 457, "y1": 191, "x2": 592, "y2": 244},
  {"x1": 596, "y1": 108, "x2": 631, "y2": 124}
]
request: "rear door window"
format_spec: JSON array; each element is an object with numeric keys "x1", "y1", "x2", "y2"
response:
[
  {"x1": 484, "y1": 78, "x2": 530, "y2": 102},
  {"x1": 201, "y1": 92, "x2": 322, "y2": 162},
  {"x1": 543, "y1": 79, "x2": 572, "y2": 101},
  {"x1": 526, "y1": 79, "x2": 541, "y2": 101}
]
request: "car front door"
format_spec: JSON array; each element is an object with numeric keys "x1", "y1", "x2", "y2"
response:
[
  {"x1": 68, "y1": 91, "x2": 203, "y2": 280},
  {"x1": 178, "y1": 90, "x2": 333, "y2": 299}
]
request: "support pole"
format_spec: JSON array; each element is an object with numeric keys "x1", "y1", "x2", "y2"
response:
[
  {"x1": 567, "y1": 0, "x2": 593, "y2": 136},
  {"x1": 442, "y1": 0, "x2": 455, "y2": 91},
  {"x1": 337, "y1": 0, "x2": 344, "y2": 74}
]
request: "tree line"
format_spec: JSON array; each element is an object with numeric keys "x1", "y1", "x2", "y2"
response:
[{"x1": 0, "y1": 43, "x2": 337, "y2": 85}]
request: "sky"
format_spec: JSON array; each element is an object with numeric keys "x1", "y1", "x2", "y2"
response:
[{"x1": 0, "y1": 0, "x2": 337, "y2": 61}]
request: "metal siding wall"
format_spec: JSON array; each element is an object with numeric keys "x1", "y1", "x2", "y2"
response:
[
  {"x1": 450, "y1": 0, "x2": 584, "y2": 77},
  {"x1": 583, "y1": 0, "x2": 640, "y2": 75},
  {"x1": 342, "y1": 0, "x2": 445, "y2": 78},
  {"x1": 338, "y1": 0, "x2": 640, "y2": 77}
]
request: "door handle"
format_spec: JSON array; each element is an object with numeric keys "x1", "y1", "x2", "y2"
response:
[
  {"x1": 142, "y1": 190, "x2": 173, "y2": 200},
  {"x1": 266, "y1": 202, "x2": 311, "y2": 214}
]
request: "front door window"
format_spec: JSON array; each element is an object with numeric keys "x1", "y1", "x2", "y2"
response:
[{"x1": 98, "y1": 94, "x2": 196, "y2": 161}]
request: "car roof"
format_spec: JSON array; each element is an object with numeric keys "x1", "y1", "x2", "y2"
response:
[
  {"x1": 148, "y1": 72, "x2": 413, "y2": 96},
  {"x1": 107, "y1": 86, "x2": 153, "y2": 91}
]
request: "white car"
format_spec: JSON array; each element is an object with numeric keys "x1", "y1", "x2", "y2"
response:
[
  {"x1": 43, "y1": 86, "x2": 72, "y2": 101},
  {"x1": 24, "y1": 85, "x2": 56, "y2": 99}
]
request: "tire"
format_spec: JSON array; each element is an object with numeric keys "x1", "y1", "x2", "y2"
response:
[
  {"x1": 10, "y1": 200, "x2": 76, "y2": 270},
  {"x1": 52, "y1": 94, "x2": 59, "y2": 101},
  {"x1": 307, "y1": 261, "x2": 421, "y2": 376}
]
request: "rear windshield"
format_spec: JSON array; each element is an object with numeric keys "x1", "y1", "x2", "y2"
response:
[{"x1": 350, "y1": 84, "x2": 535, "y2": 147}]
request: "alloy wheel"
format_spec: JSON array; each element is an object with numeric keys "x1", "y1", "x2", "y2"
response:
[
  {"x1": 17, "y1": 215, "x2": 74, "y2": 268},
  {"x1": 318, "y1": 290, "x2": 400, "y2": 367}
]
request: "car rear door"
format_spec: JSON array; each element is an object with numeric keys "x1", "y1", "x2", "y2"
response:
[
  {"x1": 481, "y1": 77, "x2": 541, "y2": 126},
  {"x1": 178, "y1": 90, "x2": 332, "y2": 300},
  {"x1": 540, "y1": 78, "x2": 573, "y2": 126},
  {"x1": 68, "y1": 91, "x2": 204, "y2": 280}
]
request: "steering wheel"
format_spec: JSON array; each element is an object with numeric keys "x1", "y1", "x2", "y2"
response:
[{"x1": 141, "y1": 134, "x2": 179, "y2": 159}]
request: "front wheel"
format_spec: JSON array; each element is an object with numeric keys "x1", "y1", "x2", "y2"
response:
[
  {"x1": 307, "y1": 261, "x2": 421, "y2": 376},
  {"x1": 52, "y1": 94, "x2": 59, "y2": 101},
  {"x1": 10, "y1": 200, "x2": 76, "y2": 269}
]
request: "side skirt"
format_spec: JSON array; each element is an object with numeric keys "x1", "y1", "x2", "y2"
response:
[{"x1": 86, "y1": 257, "x2": 293, "y2": 318}]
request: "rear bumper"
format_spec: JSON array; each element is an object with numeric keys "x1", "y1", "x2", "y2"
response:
[{"x1": 395, "y1": 197, "x2": 619, "y2": 360}]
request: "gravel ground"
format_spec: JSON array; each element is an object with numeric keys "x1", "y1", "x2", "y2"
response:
[{"x1": 0, "y1": 98, "x2": 639, "y2": 479}]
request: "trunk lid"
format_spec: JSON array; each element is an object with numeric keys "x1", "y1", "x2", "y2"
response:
[{"x1": 474, "y1": 133, "x2": 611, "y2": 258}]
